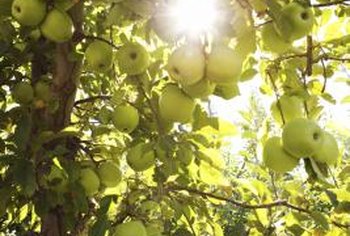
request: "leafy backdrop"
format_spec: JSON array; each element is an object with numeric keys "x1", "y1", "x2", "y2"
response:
[{"x1": 0, "y1": 0, "x2": 349, "y2": 235}]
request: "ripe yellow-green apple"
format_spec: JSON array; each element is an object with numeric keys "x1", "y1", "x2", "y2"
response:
[
  {"x1": 270, "y1": 95, "x2": 304, "y2": 125},
  {"x1": 13, "y1": 81, "x2": 34, "y2": 104},
  {"x1": 44, "y1": 165, "x2": 68, "y2": 192},
  {"x1": 126, "y1": 143, "x2": 155, "y2": 172},
  {"x1": 34, "y1": 81, "x2": 52, "y2": 102},
  {"x1": 85, "y1": 41, "x2": 114, "y2": 72},
  {"x1": 282, "y1": 118, "x2": 324, "y2": 158},
  {"x1": 261, "y1": 23, "x2": 292, "y2": 54},
  {"x1": 312, "y1": 132, "x2": 339, "y2": 165},
  {"x1": 275, "y1": 2, "x2": 314, "y2": 42},
  {"x1": 182, "y1": 79, "x2": 216, "y2": 99},
  {"x1": 159, "y1": 84, "x2": 196, "y2": 123},
  {"x1": 11, "y1": 0, "x2": 46, "y2": 26},
  {"x1": 117, "y1": 42, "x2": 150, "y2": 75},
  {"x1": 97, "y1": 161, "x2": 122, "y2": 188},
  {"x1": 113, "y1": 221, "x2": 147, "y2": 236},
  {"x1": 263, "y1": 137, "x2": 299, "y2": 173},
  {"x1": 79, "y1": 168, "x2": 100, "y2": 196},
  {"x1": 111, "y1": 104, "x2": 139, "y2": 133},
  {"x1": 214, "y1": 82, "x2": 240, "y2": 100},
  {"x1": 207, "y1": 44, "x2": 242, "y2": 84},
  {"x1": 167, "y1": 44, "x2": 205, "y2": 86},
  {"x1": 40, "y1": 8, "x2": 74, "y2": 43}
]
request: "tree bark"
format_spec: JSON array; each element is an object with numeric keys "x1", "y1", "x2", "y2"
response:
[{"x1": 37, "y1": 2, "x2": 84, "y2": 236}]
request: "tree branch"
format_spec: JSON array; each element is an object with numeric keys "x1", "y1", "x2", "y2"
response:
[
  {"x1": 74, "y1": 95, "x2": 111, "y2": 107},
  {"x1": 312, "y1": 0, "x2": 350, "y2": 7},
  {"x1": 168, "y1": 185, "x2": 309, "y2": 213}
]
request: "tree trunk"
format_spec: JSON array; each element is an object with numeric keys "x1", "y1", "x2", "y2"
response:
[{"x1": 35, "y1": 3, "x2": 84, "y2": 236}]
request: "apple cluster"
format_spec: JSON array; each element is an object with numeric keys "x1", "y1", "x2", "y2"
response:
[
  {"x1": 78, "y1": 160, "x2": 122, "y2": 196},
  {"x1": 41, "y1": 160, "x2": 122, "y2": 196},
  {"x1": 261, "y1": 2, "x2": 314, "y2": 54},
  {"x1": 12, "y1": 81, "x2": 53, "y2": 109},
  {"x1": 84, "y1": 40, "x2": 152, "y2": 134},
  {"x1": 159, "y1": 42, "x2": 244, "y2": 124},
  {"x1": 263, "y1": 118, "x2": 339, "y2": 173},
  {"x1": 11, "y1": 0, "x2": 74, "y2": 43}
]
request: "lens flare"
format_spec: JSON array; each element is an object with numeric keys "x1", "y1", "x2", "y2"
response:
[{"x1": 169, "y1": 0, "x2": 218, "y2": 36}]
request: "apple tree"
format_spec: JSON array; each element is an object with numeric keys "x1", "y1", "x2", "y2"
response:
[{"x1": 0, "y1": 0, "x2": 349, "y2": 235}]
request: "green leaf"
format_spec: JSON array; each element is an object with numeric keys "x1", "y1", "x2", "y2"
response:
[
  {"x1": 13, "y1": 160, "x2": 37, "y2": 197},
  {"x1": 310, "y1": 211, "x2": 329, "y2": 230},
  {"x1": 266, "y1": 0, "x2": 282, "y2": 20},
  {"x1": 240, "y1": 68, "x2": 258, "y2": 82},
  {"x1": 13, "y1": 112, "x2": 32, "y2": 151},
  {"x1": 97, "y1": 196, "x2": 113, "y2": 216},
  {"x1": 89, "y1": 216, "x2": 109, "y2": 236},
  {"x1": 341, "y1": 95, "x2": 350, "y2": 103},
  {"x1": 192, "y1": 105, "x2": 219, "y2": 131}
]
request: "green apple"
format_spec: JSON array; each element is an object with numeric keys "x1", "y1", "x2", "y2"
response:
[
  {"x1": 261, "y1": 23, "x2": 292, "y2": 54},
  {"x1": 214, "y1": 82, "x2": 240, "y2": 100},
  {"x1": 182, "y1": 79, "x2": 216, "y2": 99},
  {"x1": 275, "y1": 2, "x2": 314, "y2": 42},
  {"x1": 146, "y1": 225, "x2": 163, "y2": 236},
  {"x1": 111, "y1": 104, "x2": 139, "y2": 133},
  {"x1": 159, "y1": 84, "x2": 196, "y2": 123},
  {"x1": 282, "y1": 118, "x2": 324, "y2": 158},
  {"x1": 12, "y1": 81, "x2": 34, "y2": 104},
  {"x1": 126, "y1": 143, "x2": 155, "y2": 172},
  {"x1": 312, "y1": 132, "x2": 339, "y2": 165},
  {"x1": 11, "y1": 0, "x2": 46, "y2": 26},
  {"x1": 97, "y1": 161, "x2": 122, "y2": 188},
  {"x1": 207, "y1": 44, "x2": 242, "y2": 84},
  {"x1": 44, "y1": 165, "x2": 68, "y2": 192},
  {"x1": 79, "y1": 168, "x2": 100, "y2": 196},
  {"x1": 40, "y1": 8, "x2": 74, "y2": 43},
  {"x1": 29, "y1": 28, "x2": 41, "y2": 40},
  {"x1": 34, "y1": 81, "x2": 52, "y2": 102},
  {"x1": 263, "y1": 137, "x2": 299, "y2": 173},
  {"x1": 117, "y1": 42, "x2": 150, "y2": 75},
  {"x1": 270, "y1": 95, "x2": 304, "y2": 125},
  {"x1": 85, "y1": 40, "x2": 114, "y2": 72},
  {"x1": 113, "y1": 221, "x2": 147, "y2": 236},
  {"x1": 167, "y1": 44, "x2": 205, "y2": 86}
]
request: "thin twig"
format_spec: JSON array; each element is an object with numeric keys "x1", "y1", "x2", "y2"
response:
[
  {"x1": 267, "y1": 70, "x2": 286, "y2": 125},
  {"x1": 168, "y1": 185, "x2": 309, "y2": 213},
  {"x1": 306, "y1": 36, "x2": 313, "y2": 76}
]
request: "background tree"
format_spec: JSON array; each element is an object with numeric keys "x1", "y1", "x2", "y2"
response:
[{"x1": 0, "y1": 0, "x2": 349, "y2": 235}]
